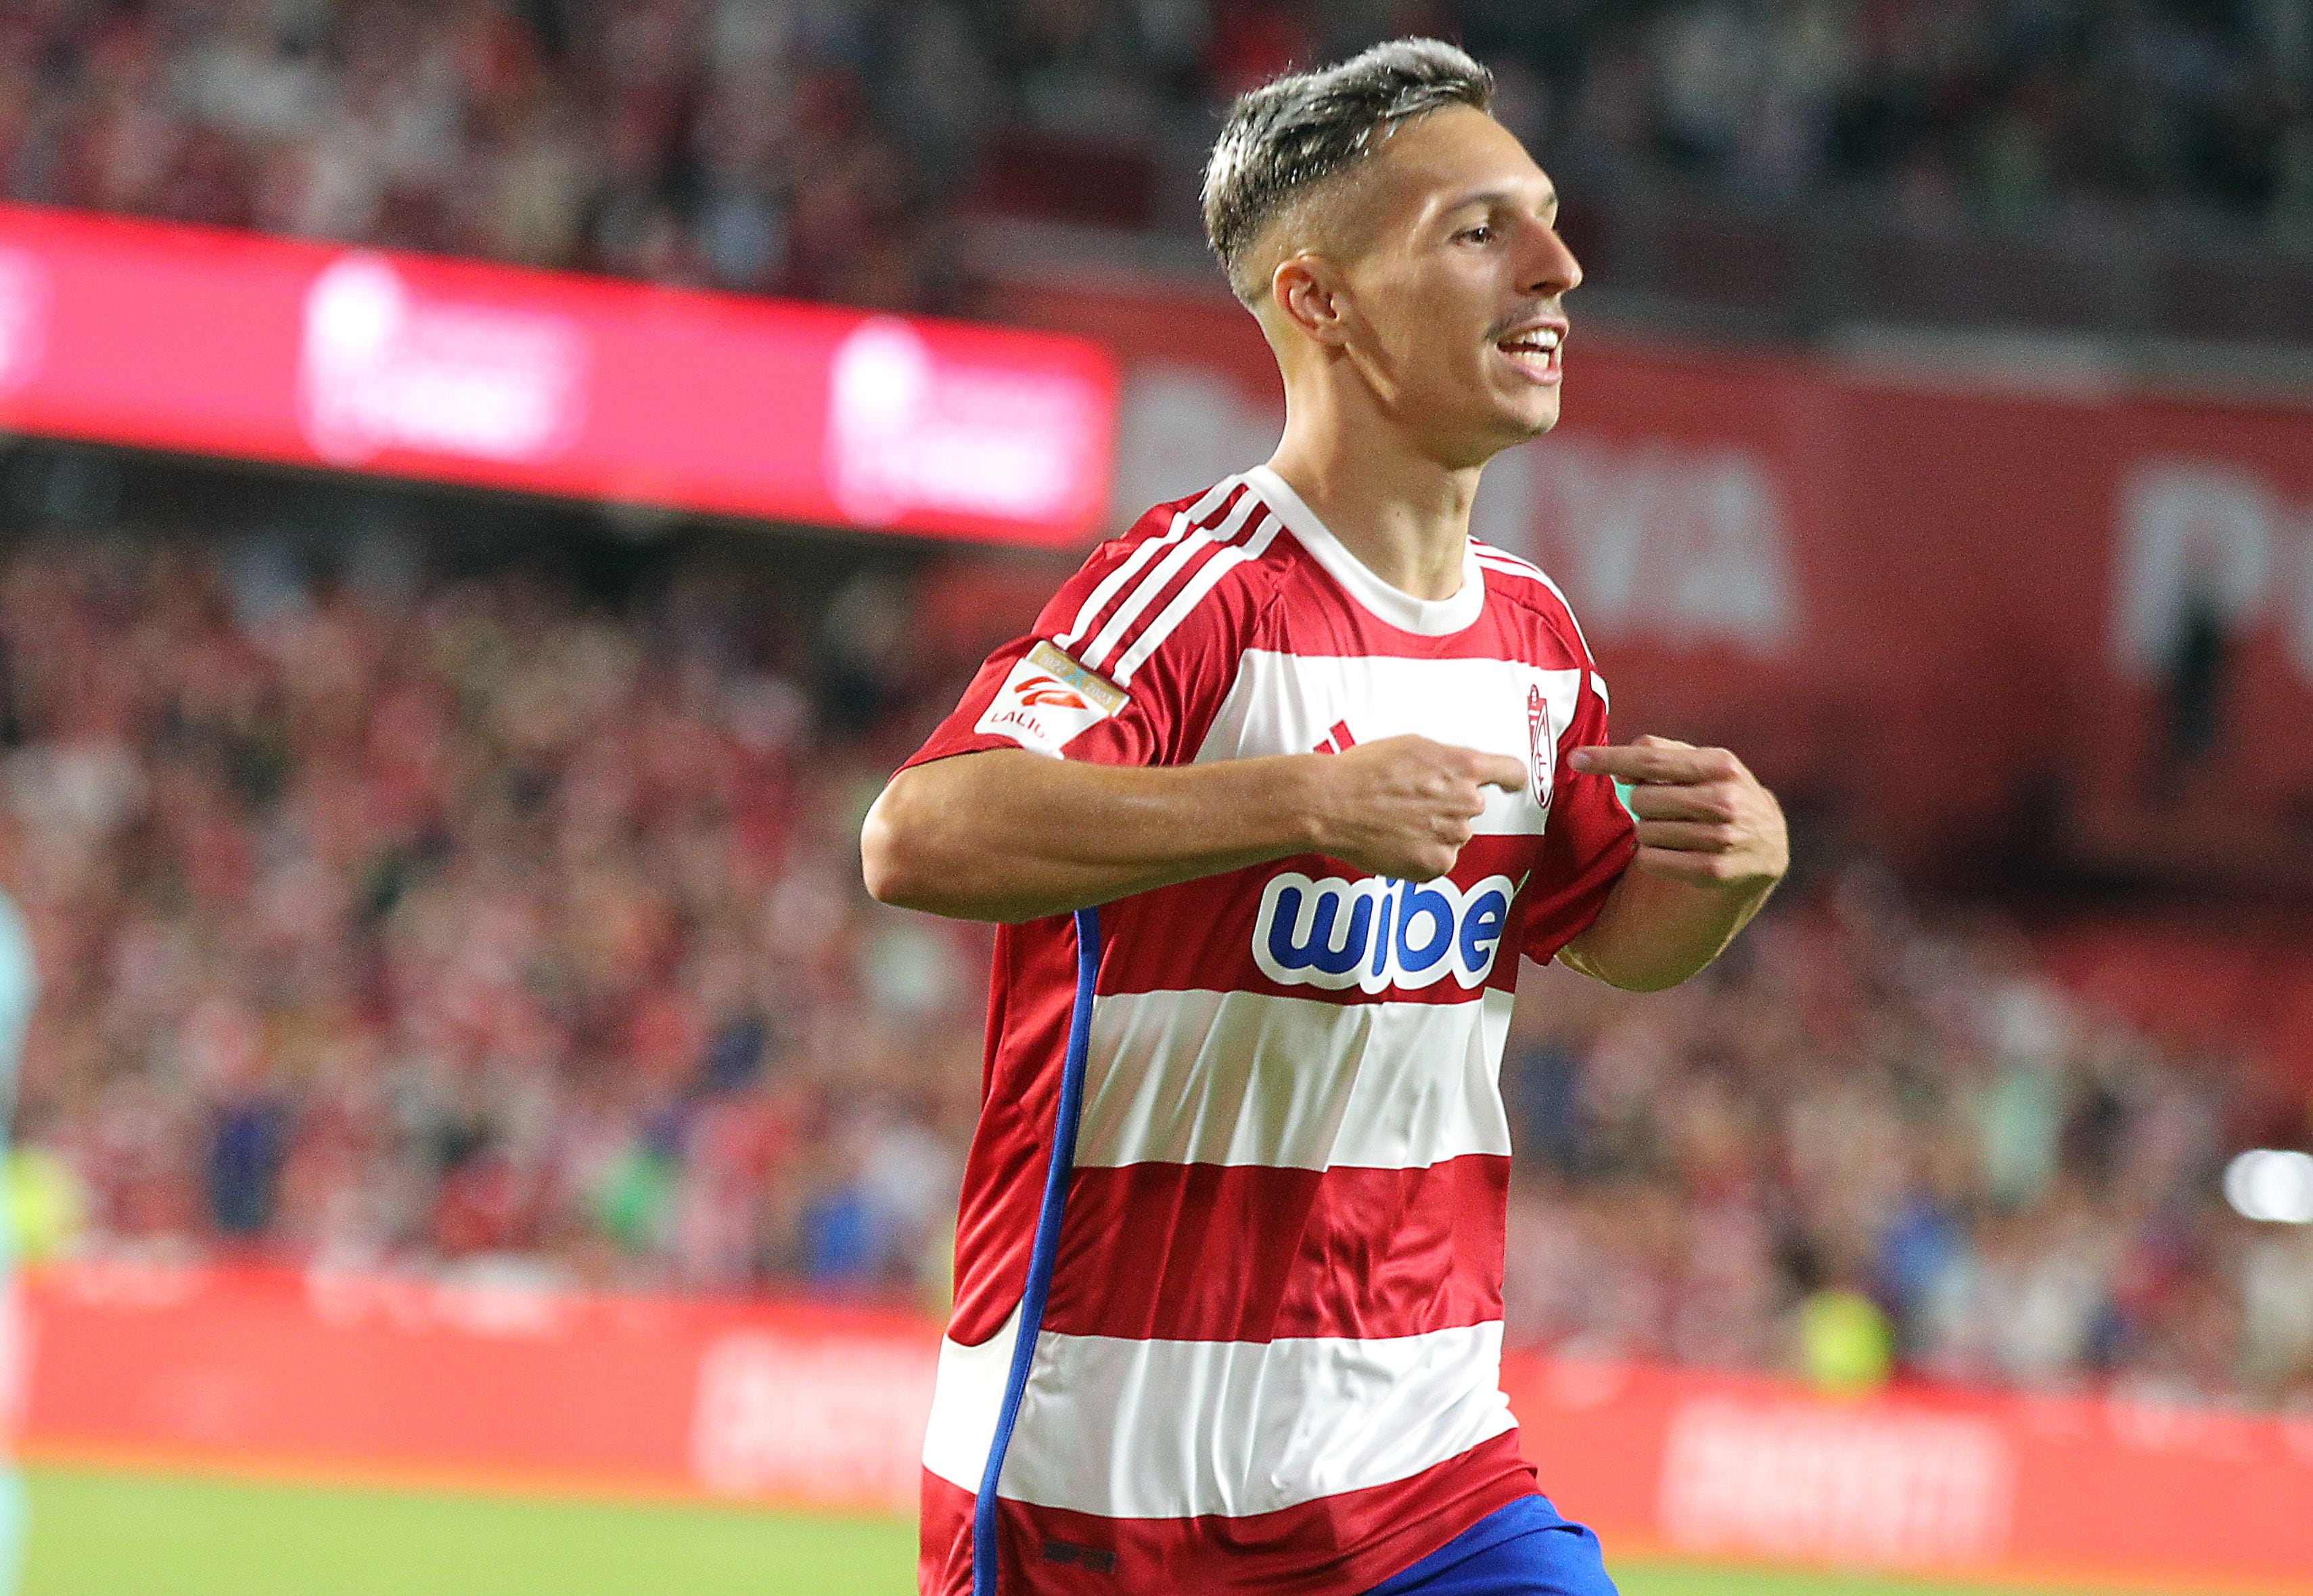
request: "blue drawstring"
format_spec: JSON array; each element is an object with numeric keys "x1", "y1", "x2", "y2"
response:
[{"x1": 971, "y1": 907, "x2": 1101, "y2": 1596}]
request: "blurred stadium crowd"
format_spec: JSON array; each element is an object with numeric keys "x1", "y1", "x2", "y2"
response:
[
  {"x1": 3, "y1": 0, "x2": 2307, "y2": 313},
  {"x1": 3, "y1": 525, "x2": 995, "y2": 1294},
  {"x1": 5, "y1": 529, "x2": 2309, "y2": 1413}
]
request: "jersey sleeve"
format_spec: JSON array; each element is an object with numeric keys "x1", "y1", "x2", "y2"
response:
[
  {"x1": 902, "y1": 521, "x2": 1247, "y2": 773},
  {"x1": 1521, "y1": 656, "x2": 1638, "y2": 965}
]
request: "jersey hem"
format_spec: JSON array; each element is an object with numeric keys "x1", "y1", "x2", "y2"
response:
[{"x1": 920, "y1": 1435, "x2": 1538, "y2": 1596}]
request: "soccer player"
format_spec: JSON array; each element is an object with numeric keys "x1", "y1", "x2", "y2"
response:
[
  {"x1": 862, "y1": 38, "x2": 1788, "y2": 1596},
  {"x1": 0, "y1": 888, "x2": 34, "y2": 1596}
]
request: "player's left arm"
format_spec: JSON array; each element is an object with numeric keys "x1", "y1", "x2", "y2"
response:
[{"x1": 1554, "y1": 734, "x2": 1788, "y2": 993}]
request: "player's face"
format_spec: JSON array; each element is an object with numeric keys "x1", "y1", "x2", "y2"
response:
[{"x1": 1335, "y1": 107, "x2": 1580, "y2": 465}]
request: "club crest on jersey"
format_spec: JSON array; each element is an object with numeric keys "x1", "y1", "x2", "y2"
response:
[
  {"x1": 1527, "y1": 684, "x2": 1555, "y2": 811},
  {"x1": 975, "y1": 640, "x2": 1128, "y2": 755},
  {"x1": 1252, "y1": 870, "x2": 1519, "y2": 993}
]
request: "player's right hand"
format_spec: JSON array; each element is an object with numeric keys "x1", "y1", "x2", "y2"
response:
[{"x1": 1300, "y1": 735, "x2": 1528, "y2": 880}]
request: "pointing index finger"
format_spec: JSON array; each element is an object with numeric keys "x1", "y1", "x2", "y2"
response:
[
  {"x1": 1478, "y1": 756, "x2": 1528, "y2": 791},
  {"x1": 1461, "y1": 749, "x2": 1530, "y2": 791},
  {"x1": 1569, "y1": 743, "x2": 1718, "y2": 783},
  {"x1": 1437, "y1": 743, "x2": 1529, "y2": 792}
]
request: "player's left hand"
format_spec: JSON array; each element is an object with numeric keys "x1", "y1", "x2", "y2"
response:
[{"x1": 1567, "y1": 735, "x2": 1788, "y2": 892}]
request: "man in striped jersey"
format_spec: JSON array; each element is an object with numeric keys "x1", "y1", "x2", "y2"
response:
[{"x1": 863, "y1": 37, "x2": 1789, "y2": 1596}]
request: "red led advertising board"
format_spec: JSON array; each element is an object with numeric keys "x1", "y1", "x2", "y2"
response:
[
  {"x1": 0, "y1": 204, "x2": 1118, "y2": 547},
  {"x1": 25, "y1": 1263, "x2": 2313, "y2": 1593}
]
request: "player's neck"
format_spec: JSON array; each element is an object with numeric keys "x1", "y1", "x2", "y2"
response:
[{"x1": 1264, "y1": 414, "x2": 1480, "y2": 603}]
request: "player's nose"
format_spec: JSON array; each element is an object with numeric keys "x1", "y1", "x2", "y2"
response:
[{"x1": 1520, "y1": 218, "x2": 1581, "y2": 300}]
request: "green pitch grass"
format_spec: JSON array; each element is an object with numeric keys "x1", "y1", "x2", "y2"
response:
[
  {"x1": 22, "y1": 1463, "x2": 2177, "y2": 1596},
  {"x1": 23, "y1": 1465, "x2": 910, "y2": 1596}
]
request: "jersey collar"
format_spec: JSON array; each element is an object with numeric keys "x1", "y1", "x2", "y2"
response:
[{"x1": 1245, "y1": 465, "x2": 1487, "y2": 637}]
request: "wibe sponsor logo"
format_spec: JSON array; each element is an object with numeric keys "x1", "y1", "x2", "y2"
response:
[{"x1": 1252, "y1": 870, "x2": 1517, "y2": 993}]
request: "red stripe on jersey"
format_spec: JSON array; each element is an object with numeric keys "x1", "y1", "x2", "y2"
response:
[
  {"x1": 945, "y1": 915, "x2": 1089, "y2": 1347},
  {"x1": 1043, "y1": 1154, "x2": 1507, "y2": 1342},
  {"x1": 1065, "y1": 484, "x2": 1254, "y2": 660},
  {"x1": 1096, "y1": 834, "x2": 1539, "y2": 1005},
  {"x1": 1081, "y1": 505, "x2": 1275, "y2": 680},
  {"x1": 1079, "y1": 530, "x2": 1243, "y2": 677},
  {"x1": 920, "y1": 1432, "x2": 1538, "y2": 1596}
]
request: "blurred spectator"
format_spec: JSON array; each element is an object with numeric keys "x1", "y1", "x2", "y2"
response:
[
  {"x1": 1799, "y1": 1283, "x2": 1896, "y2": 1396},
  {"x1": 2, "y1": 1145, "x2": 85, "y2": 1265}
]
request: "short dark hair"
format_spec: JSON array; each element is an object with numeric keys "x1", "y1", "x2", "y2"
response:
[{"x1": 1201, "y1": 39, "x2": 1495, "y2": 304}]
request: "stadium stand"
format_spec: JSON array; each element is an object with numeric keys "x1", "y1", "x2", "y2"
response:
[
  {"x1": 2, "y1": 512, "x2": 2306, "y2": 1413},
  {"x1": 4, "y1": 1, "x2": 2310, "y2": 334}
]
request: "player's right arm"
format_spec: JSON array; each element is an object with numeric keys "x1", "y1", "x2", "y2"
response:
[
  {"x1": 867, "y1": 504, "x2": 1521, "y2": 923},
  {"x1": 863, "y1": 737, "x2": 1525, "y2": 924}
]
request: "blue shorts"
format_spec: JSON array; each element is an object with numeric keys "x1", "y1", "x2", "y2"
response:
[{"x1": 1362, "y1": 1495, "x2": 1618, "y2": 1596}]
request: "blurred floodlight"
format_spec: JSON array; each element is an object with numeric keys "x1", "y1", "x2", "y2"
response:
[{"x1": 2222, "y1": 1149, "x2": 2313, "y2": 1224}]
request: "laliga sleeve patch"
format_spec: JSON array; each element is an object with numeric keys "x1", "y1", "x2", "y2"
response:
[{"x1": 973, "y1": 640, "x2": 1129, "y2": 756}]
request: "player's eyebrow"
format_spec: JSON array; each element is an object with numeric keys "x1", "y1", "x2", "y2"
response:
[{"x1": 1443, "y1": 183, "x2": 1560, "y2": 216}]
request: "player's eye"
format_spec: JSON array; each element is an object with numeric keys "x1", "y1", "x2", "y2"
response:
[{"x1": 1455, "y1": 225, "x2": 1496, "y2": 246}]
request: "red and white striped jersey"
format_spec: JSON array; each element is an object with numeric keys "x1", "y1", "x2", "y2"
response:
[{"x1": 903, "y1": 466, "x2": 1636, "y2": 1596}]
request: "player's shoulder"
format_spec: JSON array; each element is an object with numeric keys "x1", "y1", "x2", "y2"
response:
[
  {"x1": 1117, "y1": 477, "x2": 1295, "y2": 570},
  {"x1": 1048, "y1": 474, "x2": 1292, "y2": 687},
  {"x1": 1470, "y1": 538, "x2": 1597, "y2": 662}
]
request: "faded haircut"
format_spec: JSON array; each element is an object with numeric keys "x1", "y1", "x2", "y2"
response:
[{"x1": 1202, "y1": 38, "x2": 1495, "y2": 305}]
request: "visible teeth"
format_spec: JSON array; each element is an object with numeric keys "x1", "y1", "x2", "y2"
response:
[{"x1": 1501, "y1": 329, "x2": 1561, "y2": 352}]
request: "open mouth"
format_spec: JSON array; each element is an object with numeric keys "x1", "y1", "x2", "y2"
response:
[{"x1": 1494, "y1": 323, "x2": 1565, "y2": 384}]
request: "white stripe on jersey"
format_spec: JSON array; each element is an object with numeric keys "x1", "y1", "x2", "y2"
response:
[
  {"x1": 1056, "y1": 512, "x2": 1187, "y2": 652},
  {"x1": 925, "y1": 1313, "x2": 1516, "y2": 1520},
  {"x1": 1195, "y1": 652, "x2": 1586, "y2": 829},
  {"x1": 1080, "y1": 489, "x2": 1263, "y2": 673},
  {"x1": 1473, "y1": 547, "x2": 1597, "y2": 658},
  {"x1": 921, "y1": 1302, "x2": 1019, "y2": 1492},
  {"x1": 1111, "y1": 511, "x2": 1283, "y2": 685},
  {"x1": 1054, "y1": 477, "x2": 1241, "y2": 654},
  {"x1": 1077, "y1": 987, "x2": 1514, "y2": 1171},
  {"x1": 1471, "y1": 547, "x2": 1543, "y2": 574}
]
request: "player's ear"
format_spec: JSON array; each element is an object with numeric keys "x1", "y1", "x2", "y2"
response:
[{"x1": 1272, "y1": 255, "x2": 1350, "y2": 347}]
